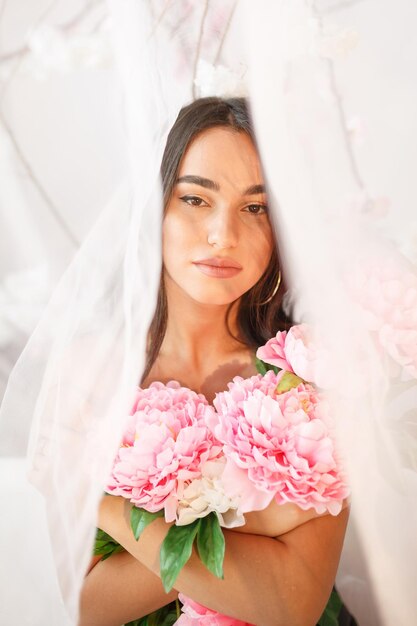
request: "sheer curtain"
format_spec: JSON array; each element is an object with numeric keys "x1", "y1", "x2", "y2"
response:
[
  {"x1": 0, "y1": 2, "x2": 126, "y2": 623},
  {"x1": 0, "y1": 0, "x2": 127, "y2": 405},
  {"x1": 0, "y1": 2, "x2": 416, "y2": 625}
]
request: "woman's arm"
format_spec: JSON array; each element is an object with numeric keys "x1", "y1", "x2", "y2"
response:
[
  {"x1": 232, "y1": 497, "x2": 348, "y2": 538},
  {"x1": 97, "y1": 495, "x2": 349, "y2": 626},
  {"x1": 79, "y1": 550, "x2": 178, "y2": 626}
]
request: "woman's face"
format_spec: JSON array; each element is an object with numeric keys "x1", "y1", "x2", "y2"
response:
[{"x1": 162, "y1": 127, "x2": 275, "y2": 305}]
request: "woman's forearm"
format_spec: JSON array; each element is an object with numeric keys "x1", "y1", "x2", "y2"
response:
[
  {"x1": 98, "y1": 496, "x2": 348, "y2": 626},
  {"x1": 79, "y1": 550, "x2": 178, "y2": 626}
]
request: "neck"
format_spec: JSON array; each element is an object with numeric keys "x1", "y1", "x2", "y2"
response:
[{"x1": 159, "y1": 275, "x2": 245, "y2": 370}]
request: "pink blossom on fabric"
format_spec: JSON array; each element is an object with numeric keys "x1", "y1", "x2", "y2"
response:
[
  {"x1": 346, "y1": 249, "x2": 417, "y2": 379},
  {"x1": 106, "y1": 381, "x2": 222, "y2": 519},
  {"x1": 210, "y1": 369, "x2": 349, "y2": 515},
  {"x1": 175, "y1": 594, "x2": 254, "y2": 626}
]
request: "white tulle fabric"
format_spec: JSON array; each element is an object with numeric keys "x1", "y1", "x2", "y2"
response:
[{"x1": 0, "y1": 1, "x2": 416, "y2": 625}]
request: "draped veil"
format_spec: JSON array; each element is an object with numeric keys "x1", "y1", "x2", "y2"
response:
[{"x1": 0, "y1": 2, "x2": 416, "y2": 624}]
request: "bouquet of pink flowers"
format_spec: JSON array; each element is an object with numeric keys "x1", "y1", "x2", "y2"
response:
[
  {"x1": 99, "y1": 380, "x2": 244, "y2": 593},
  {"x1": 175, "y1": 324, "x2": 349, "y2": 625},
  {"x1": 95, "y1": 324, "x2": 350, "y2": 626},
  {"x1": 207, "y1": 324, "x2": 349, "y2": 518}
]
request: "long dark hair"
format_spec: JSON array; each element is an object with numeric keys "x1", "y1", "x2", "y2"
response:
[{"x1": 140, "y1": 97, "x2": 292, "y2": 384}]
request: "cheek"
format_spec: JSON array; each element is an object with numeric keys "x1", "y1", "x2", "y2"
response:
[
  {"x1": 244, "y1": 225, "x2": 275, "y2": 277},
  {"x1": 162, "y1": 217, "x2": 177, "y2": 270},
  {"x1": 162, "y1": 212, "x2": 195, "y2": 267}
]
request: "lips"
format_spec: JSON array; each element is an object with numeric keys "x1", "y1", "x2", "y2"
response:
[
  {"x1": 192, "y1": 256, "x2": 243, "y2": 279},
  {"x1": 192, "y1": 256, "x2": 242, "y2": 269}
]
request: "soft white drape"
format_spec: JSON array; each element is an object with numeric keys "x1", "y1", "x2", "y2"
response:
[{"x1": 0, "y1": 2, "x2": 416, "y2": 625}]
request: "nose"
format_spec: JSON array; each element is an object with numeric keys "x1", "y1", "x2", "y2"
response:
[{"x1": 207, "y1": 206, "x2": 239, "y2": 249}]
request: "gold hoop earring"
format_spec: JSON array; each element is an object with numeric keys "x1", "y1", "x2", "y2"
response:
[{"x1": 258, "y1": 270, "x2": 282, "y2": 306}]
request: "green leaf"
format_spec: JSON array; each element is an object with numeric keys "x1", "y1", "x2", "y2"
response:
[
  {"x1": 147, "y1": 606, "x2": 178, "y2": 626},
  {"x1": 100, "y1": 548, "x2": 124, "y2": 562},
  {"x1": 160, "y1": 520, "x2": 200, "y2": 592},
  {"x1": 275, "y1": 370, "x2": 305, "y2": 394},
  {"x1": 160, "y1": 609, "x2": 179, "y2": 626},
  {"x1": 317, "y1": 589, "x2": 343, "y2": 626},
  {"x1": 196, "y1": 512, "x2": 225, "y2": 579},
  {"x1": 147, "y1": 612, "x2": 161, "y2": 626},
  {"x1": 93, "y1": 528, "x2": 124, "y2": 559},
  {"x1": 255, "y1": 356, "x2": 268, "y2": 375},
  {"x1": 130, "y1": 507, "x2": 164, "y2": 541},
  {"x1": 255, "y1": 356, "x2": 280, "y2": 376}
]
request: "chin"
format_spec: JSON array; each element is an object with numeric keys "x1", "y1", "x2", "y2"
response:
[
  {"x1": 190, "y1": 291, "x2": 241, "y2": 306},
  {"x1": 180, "y1": 281, "x2": 242, "y2": 305},
  {"x1": 166, "y1": 271, "x2": 250, "y2": 305}
]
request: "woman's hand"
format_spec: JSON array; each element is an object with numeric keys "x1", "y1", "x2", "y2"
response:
[{"x1": 231, "y1": 497, "x2": 350, "y2": 538}]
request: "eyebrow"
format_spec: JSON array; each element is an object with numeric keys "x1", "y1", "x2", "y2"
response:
[{"x1": 176, "y1": 175, "x2": 266, "y2": 196}]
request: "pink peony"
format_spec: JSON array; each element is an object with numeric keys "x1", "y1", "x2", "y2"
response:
[
  {"x1": 175, "y1": 594, "x2": 253, "y2": 626},
  {"x1": 256, "y1": 329, "x2": 290, "y2": 371},
  {"x1": 256, "y1": 324, "x2": 333, "y2": 387},
  {"x1": 209, "y1": 369, "x2": 349, "y2": 515},
  {"x1": 346, "y1": 249, "x2": 417, "y2": 379},
  {"x1": 106, "y1": 381, "x2": 222, "y2": 520}
]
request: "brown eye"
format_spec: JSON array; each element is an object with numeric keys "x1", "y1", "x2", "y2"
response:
[
  {"x1": 244, "y1": 204, "x2": 268, "y2": 215},
  {"x1": 180, "y1": 195, "x2": 206, "y2": 207}
]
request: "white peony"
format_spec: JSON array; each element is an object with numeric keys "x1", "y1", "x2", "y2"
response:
[{"x1": 175, "y1": 458, "x2": 244, "y2": 528}]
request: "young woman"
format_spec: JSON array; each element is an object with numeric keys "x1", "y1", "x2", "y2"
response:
[{"x1": 78, "y1": 98, "x2": 349, "y2": 626}]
